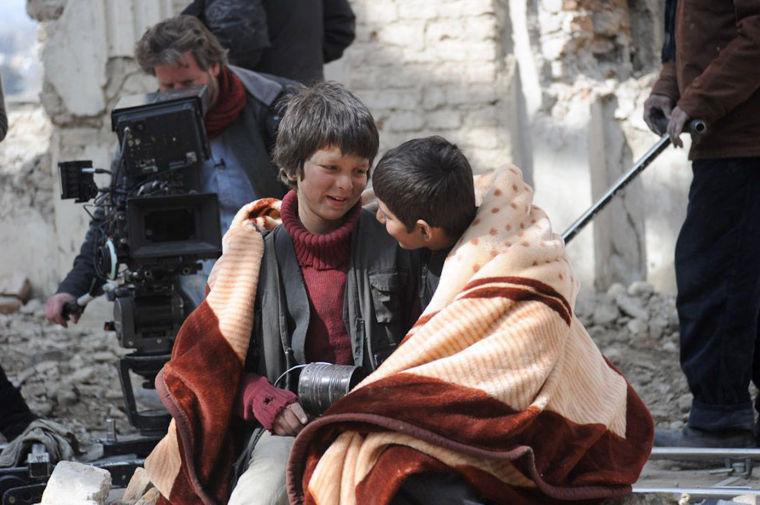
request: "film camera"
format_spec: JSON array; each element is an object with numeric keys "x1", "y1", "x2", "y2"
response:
[{"x1": 58, "y1": 86, "x2": 221, "y2": 439}]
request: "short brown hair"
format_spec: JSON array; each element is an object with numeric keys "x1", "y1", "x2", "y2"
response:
[
  {"x1": 135, "y1": 15, "x2": 228, "y2": 74},
  {"x1": 273, "y1": 82, "x2": 379, "y2": 187}
]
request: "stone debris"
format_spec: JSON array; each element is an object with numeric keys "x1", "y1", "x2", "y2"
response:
[
  {"x1": 574, "y1": 281, "x2": 689, "y2": 431},
  {"x1": 118, "y1": 467, "x2": 153, "y2": 504},
  {"x1": 2, "y1": 282, "x2": 690, "y2": 501},
  {"x1": 0, "y1": 296, "x2": 23, "y2": 314},
  {"x1": 133, "y1": 488, "x2": 160, "y2": 505},
  {"x1": 0, "y1": 282, "x2": 688, "y2": 450},
  {"x1": 0, "y1": 300, "x2": 134, "y2": 443},
  {"x1": 0, "y1": 273, "x2": 32, "y2": 303},
  {"x1": 39, "y1": 460, "x2": 111, "y2": 505}
]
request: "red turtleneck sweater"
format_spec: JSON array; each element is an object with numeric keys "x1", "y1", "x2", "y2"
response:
[
  {"x1": 280, "y1": 190, "x2": 360, "y2": 365},
  {"x1": 237, "y1": 191, "x2": 361, "y2": 429}
]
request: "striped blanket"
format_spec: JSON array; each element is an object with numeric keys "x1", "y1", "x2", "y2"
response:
[
  {"x1": 142, "y1": 198, "x2": 282, "y2": 505},
  {"x1": 286, "y1": 166, "x2": 654, "y2": 505}
]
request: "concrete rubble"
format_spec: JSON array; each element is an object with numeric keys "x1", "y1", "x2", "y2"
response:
[
  {"x1": 0, "y1": 273, "x2": 32, "y2": 314},
  {"x1": 39, "y1": 460, "x2": 111, "y2": 505},
  {"x1": 1, "y1": 280, "x2": 758, "y2": 502}
]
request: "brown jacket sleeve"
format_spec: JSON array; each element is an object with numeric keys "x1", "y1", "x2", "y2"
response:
[
  {"x1": 678, "y1": 1, "x2": 760, "y2": 123},
  {"x1": 651, "y1": 61, "x2": 680, "y2": 102}
]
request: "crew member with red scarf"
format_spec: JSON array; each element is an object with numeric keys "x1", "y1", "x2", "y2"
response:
[{"x1": 45, "y1": 15, "x2": 292, "y2": 323}]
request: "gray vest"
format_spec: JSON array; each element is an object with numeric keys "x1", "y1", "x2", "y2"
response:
[{"x1": 247, "y1": 209, "x2": 421, "y2": 390}]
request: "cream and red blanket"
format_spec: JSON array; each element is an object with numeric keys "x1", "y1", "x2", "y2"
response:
[
  {"x1": 142, "y1": 198, "x2": 281, "y2": 505},
  {"x1": 286, "y1": 166, "x2": 654, "y2": 505}
]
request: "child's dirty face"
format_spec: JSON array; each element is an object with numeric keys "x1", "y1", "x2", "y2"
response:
[
  {"x1": 296, "y1": 146, "x2": 369, "y2": 234},
  {"x1": 375, "y1": 200, "x2": 427, "y2": 250}
]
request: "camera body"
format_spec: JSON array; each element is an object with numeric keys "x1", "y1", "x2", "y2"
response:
[{"x1": 59, "y1": 86, "x2": 222, "y2": 433}]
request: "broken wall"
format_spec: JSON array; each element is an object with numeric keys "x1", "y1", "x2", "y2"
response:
[{"x1": 9, "y1": 0, "x2": 691, "y2": 311}]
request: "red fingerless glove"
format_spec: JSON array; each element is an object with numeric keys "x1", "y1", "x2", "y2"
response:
[{"x1": 237, "y1": 373, "x2": 297, "y2": 430}]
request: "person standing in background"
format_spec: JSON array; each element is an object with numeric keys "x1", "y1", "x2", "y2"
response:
[
  {"x1": 182, "y1": 0, "x2": 356, "y2": 84},
  {"x1": 0, "y1": 72, "x2": 37, "y2": 442},
  {"x1": 643, "y1": 0, "x2": 760, "y2": 448}
]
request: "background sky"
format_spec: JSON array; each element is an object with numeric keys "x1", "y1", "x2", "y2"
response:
[
  {"x1": 0, "y1": 0, "x2": 40, "y2": 99},
  {"x1": 0, "y1": 0, "x2": 36, "y2": 30}
]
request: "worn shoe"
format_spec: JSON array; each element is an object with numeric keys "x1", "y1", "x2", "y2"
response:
[{"x1": 654, "y1": 426, "x2": 755, "y2": 448}]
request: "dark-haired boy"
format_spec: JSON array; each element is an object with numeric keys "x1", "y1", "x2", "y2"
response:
[{"x1": 374, "y1": 136, "x2": 477, "y2": 302}]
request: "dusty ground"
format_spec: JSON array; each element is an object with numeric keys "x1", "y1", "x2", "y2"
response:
[
  {"x1": 0, "y1": 281, "x2": 689, "y2": 443},
  {"x1": 2, "y1": 282, "x2": 757, "y2": 503},
  {"x1": 0, "y1": 299, "x2": 136, "y2": 445}
]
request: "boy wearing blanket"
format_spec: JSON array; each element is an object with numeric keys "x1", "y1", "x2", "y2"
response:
[
  {"x1": 286, "y1": 137, "x2": 654, "y2": 504},
  {"x1": 228, "y1": 83, "x2": 422, "y2": 505},
  {"x1": 140, "y1": 83, "x2": 422, "y2": 505}
]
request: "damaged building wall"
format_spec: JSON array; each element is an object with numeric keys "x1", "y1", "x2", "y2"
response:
[
  {"x1": 0, "y1": 104, "x2": 53, "y2": 295},
  {"x1": 9, "y1": 0, "x2": 691, "y2": 307},
  {"x1": 509, "y1": 0, "x2": 690, "y2": 291}
]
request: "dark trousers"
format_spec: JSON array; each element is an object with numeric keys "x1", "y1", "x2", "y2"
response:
[
  {"x1": 675, "y1": 157, "x2": 760, "y2": 432},
  {"x1": 0, "y1": 364, "x2": 34, "y2": 441}
]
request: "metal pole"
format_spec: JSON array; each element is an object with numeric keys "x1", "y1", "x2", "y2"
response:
[
  {"x1": 633, "y1": 487, "x2": 760, "y2": 498},
  {"x1": 562, "y1": 135, "x2": 670, "y2": 243},
  {"x1": 649, "y1": 447, "x2": 760, "y2": 461},
  {"x1": 561, "y1": 119, "x2": 707, "y2": 244}
]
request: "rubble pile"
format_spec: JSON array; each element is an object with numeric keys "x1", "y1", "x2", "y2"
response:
[
  {"x1": 0, "y1": 280, "x2": 689, "y2": 445},
  {"x1": 0, "y1": 299, "x2": 134, "y2": 445},
  {"x1": 577, "y1": 281, "x2": 690, "y2": 431}
]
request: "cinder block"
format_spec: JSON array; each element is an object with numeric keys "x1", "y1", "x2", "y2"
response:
[{"x1": 40, "y1": 461, "x2": 111, "y2": 505}]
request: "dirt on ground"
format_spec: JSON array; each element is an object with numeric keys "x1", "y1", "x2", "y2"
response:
[
  {"x1": 7, "y1": 281, "x2": 755, "y2": 505},
  {"x1": 0, "y1": 281, "x2": 689, "y2": 446}
]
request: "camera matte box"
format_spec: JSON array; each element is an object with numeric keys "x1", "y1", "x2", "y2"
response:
[{"x1": 126, "y1": 193, "x2": 222, "y2": 261}]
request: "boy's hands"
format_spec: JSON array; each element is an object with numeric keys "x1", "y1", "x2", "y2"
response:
[{"x1": 272, "y1": 402, "x2": 309, "y2": 436}]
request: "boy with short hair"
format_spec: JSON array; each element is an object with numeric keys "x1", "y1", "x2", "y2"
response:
[
  {"x1": 373, "y1": 136, "x2": 476, "y2": 302},
  {"x1": 228, "y1": 81, "x2": 421, "y2": 505}
]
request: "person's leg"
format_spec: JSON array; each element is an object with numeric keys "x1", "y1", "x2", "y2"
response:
[
  {"x1": 675, "y1": 157, "x2": 760, "y2": 435},
  {"x1": 228, "y1": 431, "x2": 294, "y2": 505},
  {"x1": 0, "y1": 364, "x2": 35, "y2": 441}
]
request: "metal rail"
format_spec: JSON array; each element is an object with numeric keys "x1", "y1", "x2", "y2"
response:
[
  {"x1": 650, "y1": 447, "x2": 760, "y2": 461},
  {"x1": 633, "y1": 447, "x2": 760, "y2": 499},
  {"x1": 633, "y1": 486, "x2": 760, "y2": 498}
]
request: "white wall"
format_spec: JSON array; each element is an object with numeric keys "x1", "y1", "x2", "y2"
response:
[{"x1": 12, "y1": 0, "x2": 692, "y2": 303}]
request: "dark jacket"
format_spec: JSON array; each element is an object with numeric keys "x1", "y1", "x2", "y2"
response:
[
  {"x1": 246, "y1": 209, "x2": 422, "y2": 388},
  {"x1": 57, "y1": 67, "x2": 290, "y2": 297},
  {"x1": 183, "y1": 0, "x2": 356, "y2": 84},
  {"x1": 652, "y1": 0, "x2": 760, "y2": 160}
]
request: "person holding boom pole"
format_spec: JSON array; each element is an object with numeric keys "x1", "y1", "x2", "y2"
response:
[{"x1": 643, "y1": 0, "x2": 760, "y2": 448}]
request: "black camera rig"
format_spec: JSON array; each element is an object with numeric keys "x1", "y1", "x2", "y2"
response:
[{"x1": 58, "y1": 86, "x2": 222, "y2": 442}]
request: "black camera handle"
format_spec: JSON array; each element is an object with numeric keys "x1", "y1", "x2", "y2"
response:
[
  {"x1": 61, "y1": 279, "x2": 100, "y2": 321},
  {"x1": 562, "y1": 119, "x2": 706, "y2": 244}
]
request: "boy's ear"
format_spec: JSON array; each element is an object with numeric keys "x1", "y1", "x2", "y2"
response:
[{"x1": 416, "y1": 220, "x2": 433, "y2": 241}]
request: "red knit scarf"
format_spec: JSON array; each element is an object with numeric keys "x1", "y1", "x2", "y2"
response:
[
  {"x1": 204, "y1": 66, "x2": 247, "y2": 139},
  {"x1": 281, "y1": 190, "x2": 361, "y2": 364}
]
